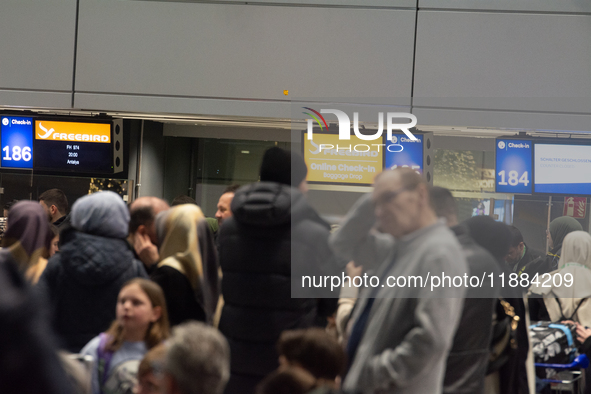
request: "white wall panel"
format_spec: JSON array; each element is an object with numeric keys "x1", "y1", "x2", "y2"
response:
[
  {"x1": 0, "y1": 0, "x2": 77, "y2": 93},
  {"x1": 75, "y1": 1, "x2": 415, "y2": 115},
  {"x1": 413, "y1": 11, "x2": 591, "y2": 114},
  {"x1": 0, "y1": 90, "x2": 72, "y2": 110},
  {"x1": 414, "y1": 107, "x2": 591, "y2": 134},
  {"x1": 419, "y1": 0, "x2": 591, "y2": 13},
  {"x1": 74, "y1": 93, "x2": 293, "y2": 118},
  {"x1": 133, "y1": 0, "x2": 416, "y2": 7}
]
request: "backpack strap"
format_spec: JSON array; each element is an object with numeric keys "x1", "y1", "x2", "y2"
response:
[
  {"x1": 553, "y1": 296, "x2": 587, "y2": 321},
  {"x1": 553, "y1": 296, "x2": 566, "y2": 321},
  {"x1": 97, "y1": 333, "x2": 114, "y2": 390},
  {"x1": 568, "y1": 298, "x2": 587, "y2": 321}
]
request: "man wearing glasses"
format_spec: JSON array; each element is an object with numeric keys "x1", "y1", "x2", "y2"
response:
[{"x1": 331, "y1": 168, "x2": 468, "y2": 394}]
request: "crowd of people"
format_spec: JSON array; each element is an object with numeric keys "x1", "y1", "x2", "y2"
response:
[{"x1": 1, "y1": 146, "x2": 591, "y2": 394}]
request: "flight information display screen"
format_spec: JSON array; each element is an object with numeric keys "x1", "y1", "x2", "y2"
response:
[
  {"x1": 0, "y1": 116, "x2": 115, "y2": 173},
  {"x1": 33, "y1": 120, "x2": 113, "y2": 173},
  {"x1": 534, "y1": 143, "x2": 591, "y2": 195},
  {"x1": 496, "y1": 137, "x2": 591, "y2": 196}
]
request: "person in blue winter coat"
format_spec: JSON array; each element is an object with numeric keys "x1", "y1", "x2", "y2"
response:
[{"x1": 39, "y1": 191, "x2": 148, "y2": 352}]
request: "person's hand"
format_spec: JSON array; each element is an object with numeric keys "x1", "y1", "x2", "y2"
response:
[
  {"x1": 576, "y1": 324, "x2": 591, "y2": 343},
  {"x1": 561, "y1": 320, "x2": 576, "y2": 326},
  {"x1": 346, "y1": 261, "x2": 363, "y2": 278},
  {"x1": 133, "y1": 233, "x2": 159, "y2": 267}
]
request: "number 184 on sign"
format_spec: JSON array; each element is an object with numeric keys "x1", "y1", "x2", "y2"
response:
[{"x1": 497, "y1": 170, "x2": 529, "y2": 187}]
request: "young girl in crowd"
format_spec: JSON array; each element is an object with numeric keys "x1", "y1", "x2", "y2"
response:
[{"x1": 81, "y1": 278, "x2": 170, "y2": 394}]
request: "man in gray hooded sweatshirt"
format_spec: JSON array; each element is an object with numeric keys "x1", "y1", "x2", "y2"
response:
[{"x1": 330, "y1": 169, "x2": 467, "y2": 394}]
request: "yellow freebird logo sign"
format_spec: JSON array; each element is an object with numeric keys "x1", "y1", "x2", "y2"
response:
[{"x1": 35, "y1": 121, "x2": 110, "y2": 143}]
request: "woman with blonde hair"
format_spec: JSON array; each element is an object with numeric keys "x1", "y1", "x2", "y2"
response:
[
  {"x1": 2, "y1": 200, "x2": 53, "y2": 283},
  {"x1": 151, "y1": 204, "x2": 219, "y2": 327}
]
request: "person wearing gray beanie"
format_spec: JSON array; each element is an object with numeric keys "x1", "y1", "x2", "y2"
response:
[
  {"x1": 71, "y1": 191, "x2": 130, "y2": 239},
  {"x1": 38, "y1": 191, "x2": 147, "y2": 353}
]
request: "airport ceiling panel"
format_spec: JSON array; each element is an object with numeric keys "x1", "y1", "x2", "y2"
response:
[
  {"x1": 419, "y1": 0, "x2": 591, "y2": 13},
  {"x1": 75, "y1": 1, "x2": 415, "y2": 116},
  {"x1": 413, "y1": 11, "x2": 591, "y2": 114},
  {"x1": 0, "y1": 0, "x2": 77, "y2": 92},
  {"x1": 126, "y1": 0, "x2": 417, "y2": 7}
]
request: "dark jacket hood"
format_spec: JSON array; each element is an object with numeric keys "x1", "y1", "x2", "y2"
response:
[
  {"x1": 58, "y1": 230, "x2": 138, "y2": 286},
  {"x1": 230, "y1": 182, "x2": 329, "y2": 230}
]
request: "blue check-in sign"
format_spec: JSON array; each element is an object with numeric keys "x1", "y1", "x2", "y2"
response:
[
  {"x1": 385, "y1": 133, "x2": 423, "y2": 173},
  {"x1": 495, "y1": 139, "x2": 532, "y2": 194},
  {"x1": 1, "y1": 116, "x2": 34, "y2": 169}
]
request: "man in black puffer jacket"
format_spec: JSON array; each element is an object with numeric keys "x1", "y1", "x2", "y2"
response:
[
  {"x1": 38, "y1": 191, "x2": 147, "y2": 353},
  {"x1": 218, "y1": 148, "x2": 342, "y2": 394}
]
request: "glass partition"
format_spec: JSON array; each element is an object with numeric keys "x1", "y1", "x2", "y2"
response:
[
  {"x1": 194, "y1": 138, "x2": 290, "y2": 218},
  {"x1": 0, "y1": 171, "x2": 133, "y2": 210}
]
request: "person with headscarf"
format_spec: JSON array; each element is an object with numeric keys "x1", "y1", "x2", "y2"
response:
[
  {"x1": 529, "y1": 231, "x2": 591, "y2": 325},
  {"x1": 547, "y1": 216, "x2": 584, "y2": 267},
  {"x1": 1, "y1": 201, "x2": 53, "y2": 284},
  {"x1": 150, "y1": 203, "x2": 219, "y2": 327},
  {"x1": 523, "y1": 216, "x2": 583, "y2": 277},
  {"x1": 38, "y1": 191, "x2": 147, "y2": 353},
  {"x1": 218, "y1": 147, "x2": 342, "y2": 394},
  {"x1": 0, "y1": 240, "x2": 76, "y2": 394},
  {"x1": 530, "y1": 231, "x2": 591, "y2": 394}
]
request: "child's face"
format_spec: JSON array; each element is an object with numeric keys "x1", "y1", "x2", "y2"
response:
[
  {"x1": 117, "y1": 283, "x2": 161, "y2": 335},
  {"x1": 49, "y1": 236, "x2": 59, "y2": 257}
]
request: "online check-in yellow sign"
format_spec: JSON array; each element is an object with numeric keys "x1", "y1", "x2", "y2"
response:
[
  {"x1": 35, "y1": 121, "x2": 111, "y2": 143},
  {"x1": 304, "y1": 133, "x2": 383, "y2": 185}
]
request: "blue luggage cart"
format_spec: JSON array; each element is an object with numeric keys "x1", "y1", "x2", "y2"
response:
[{"x1": 535, "y1": 354, "x2": 589, "y2": 393}]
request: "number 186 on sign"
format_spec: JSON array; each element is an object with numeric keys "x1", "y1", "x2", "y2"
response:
[{"x1": 3, "y1": 145, "x2": 32, "y2": 162}]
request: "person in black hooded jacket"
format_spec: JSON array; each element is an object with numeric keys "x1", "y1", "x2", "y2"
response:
[
  {"x1": 218, "y1": 147, "x2": 343, "y2": 394},
  {"x1": 430, "y1": 187, "x2": 501, "y2": 394},
  {"x1": 465, "y1": 216, "x2": 529, "y2": 394},
  {"x1": 38, "y1": 191, "x2": 147, "y2": 353}
]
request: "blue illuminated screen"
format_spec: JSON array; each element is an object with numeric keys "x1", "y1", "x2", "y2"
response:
[
  {"x1": 495, "y1": 139, "x2": 532, "y2": 194},
  {"x1": 534, "y1": 143, "x2": 591, "y2": 195},
  {"x1": 1, "y1": 116, "x2": 33, "y2": 169},
  {"x1": 385, "y1": 133, "x2": 423, "y2": 173}
]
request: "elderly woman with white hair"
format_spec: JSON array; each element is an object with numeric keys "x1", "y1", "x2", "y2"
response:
[{"x1": 529, "y1": 231, "x2": 591, "y2": 345}]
